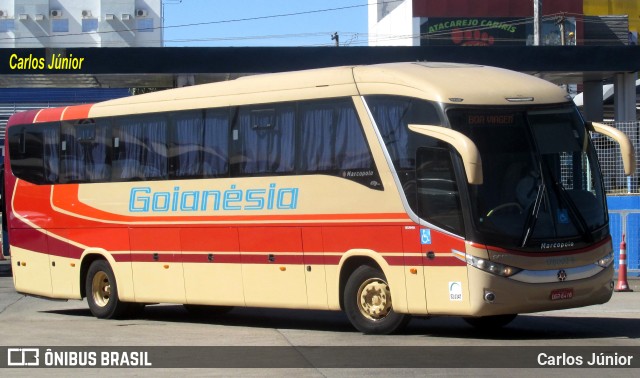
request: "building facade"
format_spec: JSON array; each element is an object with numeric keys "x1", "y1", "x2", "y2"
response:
[
  {"x1": 0, "y1": 0, "x2": 162, "y2": 48},
  {"x1": 369, "y1": 0, "x2": 636, "y2": 46},
  {"x1": 0, "y1": 0, "x2": 162, "y2": 152}
]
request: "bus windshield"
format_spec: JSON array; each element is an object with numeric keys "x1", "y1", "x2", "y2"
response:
[{"x1": 447, "y1": 106, "x2": 607, "y2": 249}]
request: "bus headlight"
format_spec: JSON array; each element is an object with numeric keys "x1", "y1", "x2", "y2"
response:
[
  {"x1": 596, "y1": 252, "x2": 614, "y2": 268},
  {"x1": 453, "y1": 251, "x2": 521, "y2": 277}
]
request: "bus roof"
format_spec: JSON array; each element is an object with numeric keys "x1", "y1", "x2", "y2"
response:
[{"x1": 12, "y1": 62, "x2": 572, "y2": 123}]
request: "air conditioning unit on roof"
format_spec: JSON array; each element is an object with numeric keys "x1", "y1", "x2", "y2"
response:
[
  {"x1": 135, "y1": 9, "x2": 147, "y2": 17},
  {"x1": 50, "y1": 9, "x2": 62, "y2": 18},
  {"x1": 82, "y1": 10, "x2": 92, "y2": 18}
]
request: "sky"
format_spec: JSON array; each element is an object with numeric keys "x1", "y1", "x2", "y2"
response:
[{"x1": 161, "y1": 0, "x2": 369, "y2": 47}]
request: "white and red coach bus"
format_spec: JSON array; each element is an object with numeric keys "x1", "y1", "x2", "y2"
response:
[{"x1": 2, "y1": 63, "x2": 634, "y2": 334}]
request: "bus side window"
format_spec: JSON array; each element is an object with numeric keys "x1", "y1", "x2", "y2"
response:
[
  {"x1": 232, "y1": 105, "x2": 295, "y2": 176},
  {"x1": 60, "y1": 120, "x2": 111, "y2": 183},
  {"x1": 202, "y1": 109, "x2": 229, "y2": 177},
  {"x1": 416, "y1": 146, "x2": 465, "y2": 235},
  {"x1": 113, "y1": 115, "x2": 168, "y2": 181},
  {"x1": 171, "y1": 111, "x2": 205, "y2": 178},
  {"x1": 170, "y1": 110, "x2": 230, "y2": 179},
  {"x1": 8, "y1": 123, "x2": 59, "y2": 185},
  {"x1": 298, "y1": 100, "x2": 373, "y2": 173},
  {"x1": 365, "y1": 96, "x2": 441, "y2": 197}
]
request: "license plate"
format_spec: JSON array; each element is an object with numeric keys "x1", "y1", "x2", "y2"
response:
[{"x1": 550, "y1": 288, "x2": 574, "y2": 300}]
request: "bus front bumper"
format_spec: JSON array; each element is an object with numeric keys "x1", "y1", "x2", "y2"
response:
[{"x1": 464, "y1": 263, "x2": 614, "y2": 317}]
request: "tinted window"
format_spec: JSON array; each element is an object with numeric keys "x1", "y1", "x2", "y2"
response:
[
  {"x1": 366, "y1": 96, "x2": 441, "y2": 170},
  {"x1": 203, "y1": 110, "x2": 230, "y2": 177},
  {"x1": 60, "y1": 120, "x2": 111, "y2": 183},
  {"x1": 113, "y1": 115, "x2": 168, "y2": 181},
  {"x1": 366, "y1": 96, "x2": 442, "y2": 207},
  {"x1": 7, "y1": 98, "x2": 380, "y2": 189},
  {"x1": 233, "y1": 104, "x2": 295, "y2": 175},
  {"x1": 299, "y1": 100, "x2": 373, "y2": 171},
  {"x1": 170, "y1": 110, "x2": 230, "y2": 179},
  {"x1": 416, "y1": 147, "x2": 465, "y2": 235},
  {"x1": 8, "y1": 123, "x2": 59, "y2": 184}
]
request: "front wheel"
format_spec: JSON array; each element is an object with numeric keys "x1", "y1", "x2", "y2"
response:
[
  {"x1": 344, "y1": 265, "x2": 410, "y2": 334},
  {"x1": 85, "y1": 260, "x2": 133, "y2": 319}
]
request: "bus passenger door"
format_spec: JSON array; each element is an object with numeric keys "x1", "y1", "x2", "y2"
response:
[
  {"x1": 239, "y1": 227, "x2": 308, "y2": 308},
  {"x1": 181, "y1": 227, "x2": 245, "y2": 306},
  {"x1": 416, "y1": 147, "x2": 470, "y2": 314},
  {"x1": 129, "y1": 227, "x2": 186, "y2": 303},
  {"x1": 403, "y1": 226, "x2": 428, "y2": 314},
  {"x1": 421, "y1": 229, "x2": 468, "y2": 314}
]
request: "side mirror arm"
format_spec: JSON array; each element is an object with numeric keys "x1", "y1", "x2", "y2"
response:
[
  {"x1": 408, "y1": 124, "x2": 483, "y2": 185},
  {"x1": 589, "y1": 122, "x2": 636, "y2": 176}
]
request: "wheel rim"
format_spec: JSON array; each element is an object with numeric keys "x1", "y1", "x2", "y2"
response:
[
  {"x1": 91, "y1": 271, "x2": 111, "y2": 308},
  {"x1": 357, "y1": 277, "x2": 392, "y2": 320}
]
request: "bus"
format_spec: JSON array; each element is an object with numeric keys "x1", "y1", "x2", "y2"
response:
[{"x1": 3, "y1": 62, "x2": 635, "y2": 334}]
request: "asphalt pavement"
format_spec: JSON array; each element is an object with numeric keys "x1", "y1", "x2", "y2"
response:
[{"x1": 5, "y1": 257, "x2": 640, "y2": 290}]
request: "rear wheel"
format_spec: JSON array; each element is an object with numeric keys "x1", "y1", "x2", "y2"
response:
[
  {"x1": 344, "y1": 265, "x2": 410, "y2": 334},
  {"x1": 463, "y1": 314, "x2": 517, "y2": 329},
  {"x1": 85, "y1": 260, "x2": 134, "y2": 319}
]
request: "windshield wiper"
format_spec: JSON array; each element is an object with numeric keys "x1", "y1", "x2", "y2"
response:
[
  {"x1": 520, "y1": 182, "x2": 546, "y2": 247},
  {"x1": 540, "y1": 159, "x2": 593, "y2": 244},
  {"x1": 550, "y1": 177, "x2": 593, "y2": 243}
]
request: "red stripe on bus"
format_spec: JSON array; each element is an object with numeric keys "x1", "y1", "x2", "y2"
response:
[
  {"x1": 62, "y1": 104, "x2": 93, "y2": 120},
  {"x1": 11, "y1": 228, "x2": 48, "y2": 254},
  {"x1": 7, "y1": 109, "x2": 39, "y2": 127},
  {"x1": 34, "y1": 107, "x2": 66, "y2": 123},
  {"x1": 181, "y1": 253, "x2": 242, "y2": 263},
  {"x1": 112, "y1": 254, "x2": 132, "y2": 262},
  {"x1": 301, "y1": 254, "x2": 325, "y2": 265},
  {"x1": 426, "y1": 256, "x2": 467, "y2": 267},
  {"x1": 129, "y1": 253, "x2": 182, "y2": 263},
  {"x1": 241, "y1": 254, "x2": 305, "y2": 265},
  {"x1": 323, "y1": 255, "x2": 341, "y2": 265},
  {"x1": 11, "y1": 238, "x2": 468, "y2": 269}
]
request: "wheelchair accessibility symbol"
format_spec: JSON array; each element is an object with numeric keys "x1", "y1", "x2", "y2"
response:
[{"x1": 420, "y1": 229, "x2": 432, "y2": 245}]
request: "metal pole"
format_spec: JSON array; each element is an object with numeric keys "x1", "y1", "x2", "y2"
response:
[
  {"x1": 534, "y1": 0, "x2": 542, "y2": 46},
  {"x1": 558, "y1": 16, "x2": 565, "y2": 45}
]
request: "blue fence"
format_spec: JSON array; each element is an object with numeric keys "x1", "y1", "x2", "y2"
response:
[{"x1": 608, "y1": 196, "x2": 640, "y2": 276}]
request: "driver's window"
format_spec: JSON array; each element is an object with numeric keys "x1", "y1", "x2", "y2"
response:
[{"x1": 416, "y1": 147, "x2": 465, "y2": 235}]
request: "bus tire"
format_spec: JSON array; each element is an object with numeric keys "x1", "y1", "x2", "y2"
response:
[
  {"x1": 85, "y1": 260, "x2": 131, "y2": 319},
  {"x1": 463, "y1": 314, "x2": 517, "y2": 329},
  {"x1": 344, "y1": 264, "x2": 410, "y2": 334}
]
